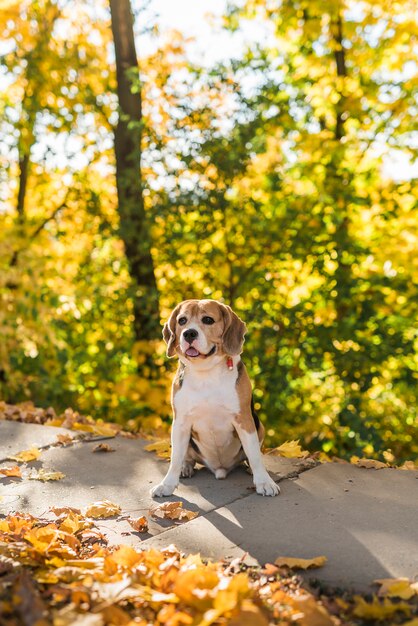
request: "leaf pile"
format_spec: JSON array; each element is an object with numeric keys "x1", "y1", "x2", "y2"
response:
[
  {"x1": 0, "y1": 512, "x2": 417, "y2": 626},
  {"x1": 0, "y1": 402, "x2": 121, "y2": 439}
]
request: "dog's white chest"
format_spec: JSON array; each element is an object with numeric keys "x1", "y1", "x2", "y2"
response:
[
  {"x1": 174, "y1": 367, "x2": 240, "y2": 421},
  {"x1": 173, "y1": 365, "x2": 242, "y2": 470}
]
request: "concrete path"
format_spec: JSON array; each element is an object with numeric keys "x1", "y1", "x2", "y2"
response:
[{"x1": 1, "y1": 420, "x2": 417, "y2": 591}]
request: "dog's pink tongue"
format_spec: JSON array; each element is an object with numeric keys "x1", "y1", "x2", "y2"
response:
[{"x1": 186, "y1": 347, "x2": 200, "y2": 357}]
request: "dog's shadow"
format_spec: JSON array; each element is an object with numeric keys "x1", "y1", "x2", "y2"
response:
[{"x1": 149, "y1": 462, "x2": 418, "y2": 588}]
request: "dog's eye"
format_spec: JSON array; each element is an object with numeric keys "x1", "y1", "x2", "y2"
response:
[
  {"x1": 178, "y1": 317, "x2": 187, "y2": 326},
  {"x1": 202, "y1": 316, "x2": 215, "y2": 325}
]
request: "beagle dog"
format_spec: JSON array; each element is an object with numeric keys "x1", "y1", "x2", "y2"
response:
[{"x1": 150, "y1": 299, "x2": 280, "y2": 497}]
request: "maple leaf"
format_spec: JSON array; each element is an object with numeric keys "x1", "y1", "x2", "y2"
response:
[
  {"x1": 144, "y1": 438, "x2": 171, "y2": 459},
  {"x1": 55, "y1": 434, "x2": 75, "y2": 446},
  {"x1": 150, "y1": 501, "x2": 199, "y2": 521},
  {"x1": 274, "y1": 556, "x2": 327, "y2": 570},
  {"x1": 29, "y1": 469, "x2": 65, "y2": 482},
  {"x1": 127, "y1": 516, "x2": 149, "y2": 533},
  {"x1": 92, "y1": 443, "x2": 115, "y2": 452},
  {"x1": 85, "y1": 500, "x2": 122, "y2": 519},
  {"x1": 50, "y1": 506, "x2": 82, "y2": 516},
  {"x1": 8, "y1": 447, "x2": 41, "y2": 463},
  {"x1": 0, "y1": 465, "x2": 22, "y2": 478},
  {"x1": 267, "y1": 440, "x2": 309, "y2": 458}
]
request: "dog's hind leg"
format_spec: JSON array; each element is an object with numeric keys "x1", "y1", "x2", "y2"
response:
[{"x1": 181, "y1": 455, "x2": 195, "y2": 478}]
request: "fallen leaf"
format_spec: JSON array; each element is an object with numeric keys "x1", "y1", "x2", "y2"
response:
[
  {"x1": 50, "y1": 506, "x2": 82, "y2": 516},
  {"x1": 353, "y1": 595, "x2": 411, "y2": 620},
  {"x1": 353, "y1": 458, "x2": 388, "y2": 470},
  {"x1": 228, "y1": 599, "x2": 270, "y2": 626},
  {"x1": 267, "y1": 440, "x2": 308, "y2": 458},
  {"x1": 8, "y1": 447, "x2": 41, "y2": 463},
  {"x1": 85, "y1": 500, "x2": 121, "y2": 519},
  {"x1": 274, "y1": 556, "x2": 327, "y2": 570},
  {"x1": 290, "y1": 593, "x2": 334, "y2": 626},
  {"x1": 93, "y1": 443, "x2": 115, "y2": 453},
  {"x1": 150, "y1": 501, "x2": 199, "y2": 521},
  {"x1": 375, "y1": 578, "x2": 418, "y2": 600},
  {"x1": 144, "y1": 438, "x2": 171, "y2": 459},
  {"x1": 30, "y1": 469, "x2": 65, "y2": 482},
  {"x1": 399, "y1": 461, "x2": 418, "y2": 470},
  {"x1": 56, "y1": 434, "x2": 75, "y2": 446},
  {"x1": 127, "y1": 516, "x2": 149, "y2": 533},
  {"x1": 72, "y1": 423, "x2": 117, "y2": 438},
  {"x1": 0, "y1": 465, "x2": 22, "y2": 478}
]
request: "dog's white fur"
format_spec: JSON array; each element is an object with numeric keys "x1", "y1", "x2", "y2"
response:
[{"x1": 150, "y1": 299, "x2": 279, "y2": 498}]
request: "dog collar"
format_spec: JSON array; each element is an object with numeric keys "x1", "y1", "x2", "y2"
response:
[{"x1": 226, "y1": 356, "x2": 233, "y2": 370}]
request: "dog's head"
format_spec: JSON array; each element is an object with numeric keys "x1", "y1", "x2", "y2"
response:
[{"x1": 163, "y1": 299, "x2": 247, "y2": 365}]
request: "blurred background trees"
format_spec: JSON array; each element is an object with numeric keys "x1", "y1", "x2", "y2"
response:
[{"x1": 0, "y1": 0, "x2": 417, "y2": 461}]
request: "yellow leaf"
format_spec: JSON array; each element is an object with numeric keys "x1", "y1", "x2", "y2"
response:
[
  {"x1": 71, "y1": 422, "x2": 118, "y2": 437},
  {"x1": 353, "y1": 596, "x2": 411, "y2": 620},
  {"x1": 0, "y1": 465, "x2": 22, "y2": 477},
  {"x1": 375, "y1": 578, "x2": 418, "y2": 600},
  {"x1": 8, "y1": 447, "x2": 41, "y2": 463},
  {"x1": 268, "y1": 440, "x2": 308, "y2": 458},
  {"x1": 150, "y1": 501, "x2": 198, "y2": 521},
  {"x1": 228, "y1": 599, "x2": 270, "y2": 626},
  {"x1": 109, "y1": 545, "x2": 143, "y2": 569},
  {"x1": 128, "y1": 516, "x2": 149, "y2": 533},
  {"x1": 30, "y1": 469, "x2": 65, "y2": 482},
  {"x1": 59, "y1": 512, "x2": 92, "y2": 534},
  {"x1": 85, "y1": 500, "x2": 121, "y2": 518},
  {"x1": 274, "y1": 555, "x2": 327, "y2": 570},
  {"x1": 144, "y1": 438, "x2": 171, "y2": 459},
  {"x1": 25, "y1": 525, "x2": 59, "y2": 552},
  {"x1": 290, "y1": 593, "x2": 334, "y2": 626}
]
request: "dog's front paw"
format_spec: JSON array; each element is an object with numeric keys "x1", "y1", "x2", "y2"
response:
[
  {"x1": 150, "y1": 482, "x2": 178, "y2": 498},
  {"x1": 255, "y1": 476, "x2": 280, "y2": 497}
]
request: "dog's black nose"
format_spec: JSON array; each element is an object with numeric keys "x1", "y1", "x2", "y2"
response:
[{"x1": 183, "y1": 329, "x2": 198, "y2": 343}]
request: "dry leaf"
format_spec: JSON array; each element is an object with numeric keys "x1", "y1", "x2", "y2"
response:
[
  {"x1": 290, "y1": 593, "x2": 334, "y2": 626},
  {"x1": 268, "y1": 440, "x2": 308, "y2": 458},
  {"x1": 85, "y1": 500, "x2": 121, "y2": 519},
  {"x1": 56, "y1": 434, "x2": 75, "y2": 446},
  {"x1": 399, "y1": 461, "x2": 418, "y2": 470},
  {"x1": 127, "y1": 516, "x2": 149, "y2": 533},
  {"x1": 274, "y1": 556, "x2": 327, "y2": 570},
  {"x1": 353, "y1": 458, "x2": 388, "y2": 470},
  {"x1": 150, "y1": 501, "x2": 199, "y2": 521},
  {"x1": 144, "y1": 438, "x2": 171, "y2": 459},
  {"x1": 375, "y1": 578, "x2": 418, "y2": 600},
  {"x1": 92, "y1": 443, "x2": 115, "y2": 453},
  {"x1": 0, "y1": 465, "x2": 22, "y2": 478},
  {"x1": 30, "y1": 469, "x2": 65, "y2": 482},
  {"x1": 8, "y1": 447, "x2": 41, "y2": 463},
  {"x1": 50, "y1": 506, "x2": 82, "y2": 516}
]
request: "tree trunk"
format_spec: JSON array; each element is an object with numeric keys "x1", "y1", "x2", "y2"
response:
[{"x1": 109, "y1": 0, "x2": 160, "y2": 342}]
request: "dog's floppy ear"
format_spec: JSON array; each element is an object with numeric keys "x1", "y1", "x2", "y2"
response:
[
  {"x1": 220, "y1": 304, "x2": 247, "y2": 356},
  {"x1": 162, "y1": 304, "x2": 182, "y2": 357}
]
